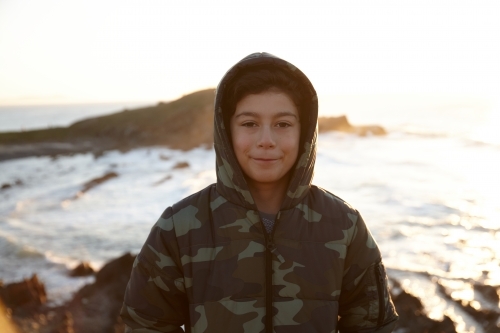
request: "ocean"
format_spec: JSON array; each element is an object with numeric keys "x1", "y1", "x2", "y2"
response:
[{"x1": 0, "y1": 100, "x2": 499, "y2": 332}]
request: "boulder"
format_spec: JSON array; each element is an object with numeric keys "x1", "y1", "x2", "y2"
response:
[
  {"x1": 65, "y1": 253, "x2": 136, "y2": 333},
  {"x1": 0, "y1": 274, "x2": 47, "y2": 310},
  {"x1": 80, "y1": 172, "x2": 118, "y2": 194},
  {"x1": 390, "y1": 279, "x2": 457, "y2": 333},
  {"x1": 71, "y1": 172, "x2": 119, "y2": 199},
  {"x1": 173, "y1": 161, "x2": 189, "y2": 169},
  {"x1": 69, "y1": 262, "x2": 95, "y2": 277}
]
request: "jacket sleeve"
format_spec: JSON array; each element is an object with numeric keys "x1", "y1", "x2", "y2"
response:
[
  {"x1": 337, "y1": 212, "x2": 398, "y2": 333},
  {"x1": 120, "y1": 207, "x2": 189, "y2": 333}
]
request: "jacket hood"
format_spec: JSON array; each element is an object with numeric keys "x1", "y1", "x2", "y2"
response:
[{"x1": 214, "y1": 52, "x2": 318, "y2": 211}]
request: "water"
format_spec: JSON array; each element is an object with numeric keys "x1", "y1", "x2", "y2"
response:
[
  {"x1": 0, "y1": 102, "x2": 152, "y2": 132},
  {"x1": 0, "y1": 101, "x2": 499, "y2": 331}
]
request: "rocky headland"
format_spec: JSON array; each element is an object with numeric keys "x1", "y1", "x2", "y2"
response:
[{"x1": 0, "y1": 89, "x2": 386, "y2": 162}]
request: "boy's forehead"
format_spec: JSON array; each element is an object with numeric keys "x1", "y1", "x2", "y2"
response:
[
  {"x1": 234, "y1": 111, "x2": 298, "y2": 119},
  {"x1": 233, "y1": 93, "x2": 299, "y2": 118}
]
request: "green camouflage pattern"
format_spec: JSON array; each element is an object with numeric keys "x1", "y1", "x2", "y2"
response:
[{"x1": 121, "y1": 53, "x2": 398, "y2": 332}]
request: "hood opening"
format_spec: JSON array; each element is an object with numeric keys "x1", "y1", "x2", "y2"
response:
[{"x1": 213, "y1": 52, "x2": 318, "y2": 210}]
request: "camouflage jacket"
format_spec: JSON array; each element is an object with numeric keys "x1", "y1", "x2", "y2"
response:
[{"x1": 120, "y1": 53, "x2": 398, "y2": 333}]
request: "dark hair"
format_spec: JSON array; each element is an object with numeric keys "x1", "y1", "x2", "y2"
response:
[{"x1": 222, "y1": 66, "x2": 307, "y2": 132}]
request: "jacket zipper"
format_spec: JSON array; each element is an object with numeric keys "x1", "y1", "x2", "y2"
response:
[
  {"x1": 263, "y1": 211, "x2": 281, "y2": 333},
  {"x1": 375, "y1": 263, "x2": 385, "y2": 327}
]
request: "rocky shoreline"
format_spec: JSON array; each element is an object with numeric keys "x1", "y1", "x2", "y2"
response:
[
  {"x1": 2, "y1": 252, "x2": 499, "y2": 332},
  {"x1": 0, "y1": 89, "x2": 386, "y2": 162}
]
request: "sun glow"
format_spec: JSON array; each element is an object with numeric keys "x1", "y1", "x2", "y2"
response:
[{"x1": 0, "y1": 0, "x2": 499, "y2": 105}]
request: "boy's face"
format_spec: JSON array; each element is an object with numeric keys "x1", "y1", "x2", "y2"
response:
[{"x1": 230, "y1": 90, "x2": 300, "y2": 190}]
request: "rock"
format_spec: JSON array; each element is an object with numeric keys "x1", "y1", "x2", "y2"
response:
[
  {"x1": 318, "y1": 115, "x2": 387, "y2": 136},
  {"x1": 318, "y1": 115, "x2": 352, "y2": 132},
  {"x1": 152, "y1": 174, "x2": 172, "y2": 186},
  {"x1": 92, "y1": 150, "x2": 105, "y2": 159},
  {"x1": 390, "y1": 279, "x2": 457, "y2": 333},
  {"x1": 437, "y1": 281, "x2": 500, "y2": 333},
  {"x1": 69, "y1": 262, "x2": 95, "y2": 277},
  {"x1": 1, "y1": 183, "x2": 11, "y2": 190},
  {"x1": 85, "y1": 172, "x2": 119, "y2": 190},
  {"x1": 72, "y1": 172, "x2": 119, "y2": 199},
  {"x1": 1, "y1": 254, "x2": 136, "y2": 333},
  {"x1": 159, "y1": 153, "x2": 170, "y2": 161},
  {"x1": 94, "y1": 253, "x2": 135, "y2": 288},
  {"x1": 355, "y1": 125, "x2": 387, "y2": 136},
  {"x1": 474, "y1": 283, "x2": 500, "y2": 304},
  {"x1": 0, "y1": 274, "x2": 47, "y2": 311},
  {"x1": 173, "y1": 161, "x2": 189, "y2": 169},
  {"x1": 65, "y1": 253, "x2": 136, "y2": 333}
]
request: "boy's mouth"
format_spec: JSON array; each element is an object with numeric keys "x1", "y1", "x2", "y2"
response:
[{"x1": 253, "y1": 157, "x2": 279, "y2": 161}]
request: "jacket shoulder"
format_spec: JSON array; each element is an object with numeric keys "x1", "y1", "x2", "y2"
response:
[
  {"x1": 159, "y1": 184, "x2": 220, "y2": 245},
  {"x1": 308, "y1": 185, "x2": 359, "y2": 217},
  {"x1": 168, "y1": 183, "x2": 216, "y2": 215}
]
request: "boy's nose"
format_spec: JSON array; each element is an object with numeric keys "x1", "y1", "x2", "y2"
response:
[{"x1": 257, "y1": 126, "x2": 276, "y2": 148}]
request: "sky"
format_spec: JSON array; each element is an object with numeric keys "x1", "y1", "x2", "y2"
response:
[{"x1": 0, "y1": 0, "x2": 499, "y2": 106}]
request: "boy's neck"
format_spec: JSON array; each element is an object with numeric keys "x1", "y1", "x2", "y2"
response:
[{"x1": 246, "y1": 176, "x2": 290, "y2": 215}]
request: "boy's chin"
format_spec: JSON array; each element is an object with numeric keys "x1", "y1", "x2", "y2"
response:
[{"x1": 245, "y1": 172, "x2": 290, "y2": 187}]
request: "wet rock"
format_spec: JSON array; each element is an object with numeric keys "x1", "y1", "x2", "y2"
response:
[
  {"x1": 437, "y1": 282, "x2": 500, "y2": 333},
  {"x1": 0, "y1": 274, "x2": 47, "y2": 311},
  {"x1": 474, "y1": 283, "x2": 500, "y2": 305},
  {"x1": 92, "y1": 150, "x2": 105, "y2": 159},
  {"x1": 72, "y1": 172, "x2": 119, "y2": 199},
  {"x1": 318, "y1": 115, "x2": 387, "y2": 136},
  {"x1": 69, "y1": 262, "x2": 95, "y2": 277},
  {"x1": 390, "y1": 279, "x2": 457, "y2": 333},
  {"x1": 159, "y1": 153, "x2": 170, "y2": 161},
  {"x1": 173, "y1": 161, "x2": 189, "y2": 169},
  {"x1": 152, "y1": 174, "x2": 172, "y2": 186}
]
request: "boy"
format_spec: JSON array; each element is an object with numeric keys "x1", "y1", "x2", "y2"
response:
[{"x1": 121, "y1": 52, "x2": 398, "y2": 332}]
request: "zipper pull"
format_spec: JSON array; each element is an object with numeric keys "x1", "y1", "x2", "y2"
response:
[{"x1": 267, "y1": 241, "x2": 285, "y2": 263}]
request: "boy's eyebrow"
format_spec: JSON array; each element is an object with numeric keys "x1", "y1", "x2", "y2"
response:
[
  {"x1": 234, "y1": 111, "x2": 298, "y2": 119},
  {"x1": 234, "y1": 111, "x2": 258, "y2": 118},
  {"x1": 274, "y1": 111, "x2": 298, "y2": 119}
]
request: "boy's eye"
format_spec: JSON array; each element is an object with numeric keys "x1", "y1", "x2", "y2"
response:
[
  {"x1": 242, "y1": 122, "x2": 257, "y2": 127},
  {"x1": 276, "y1": 122, "x2": 291, "y2": 128}
]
